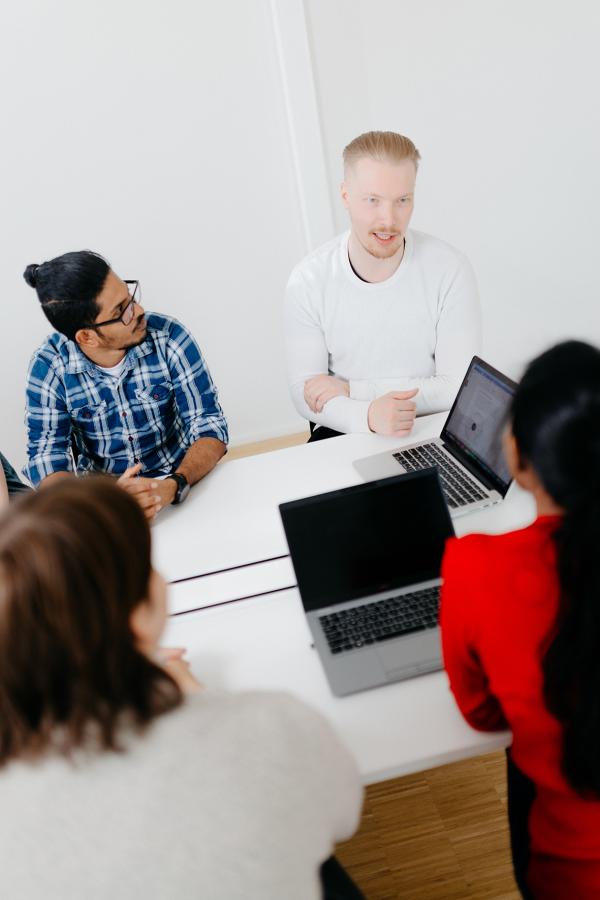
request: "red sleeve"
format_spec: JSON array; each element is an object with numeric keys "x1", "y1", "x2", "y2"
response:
[{"x1": 440, "y1": 537, "x2": 509, "y2": 732}]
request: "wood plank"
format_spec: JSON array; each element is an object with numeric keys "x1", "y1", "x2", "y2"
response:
[
  {"x1": 337, "y1": 752, "x2": 520, "y2": 899},
  {"x1": 224, "y1": 430, "x2": 309, "y2": 461}
]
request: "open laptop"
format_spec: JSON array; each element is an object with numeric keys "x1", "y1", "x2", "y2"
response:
[
  {"x1": 353, "y1": 356, "x2": 516, "y2": 517},
  {"x1": 279, "y1": 469, "x2": 454, "y2": 697}
]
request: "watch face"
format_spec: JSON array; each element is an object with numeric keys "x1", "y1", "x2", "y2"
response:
[
  {"x1": 172, "y1": 474, "x2": 190, "y2": 504},
  {"x1": 178, "y1": 480, "x2": 191, "y2": 502}
]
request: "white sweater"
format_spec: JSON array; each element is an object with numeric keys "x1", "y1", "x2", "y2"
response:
[
  {"x1": 0, "y1": 690, "x2": 362, "y2": 900},
  {"x1": 284, "y1": 229, "x2": 482, "y2": 433}
]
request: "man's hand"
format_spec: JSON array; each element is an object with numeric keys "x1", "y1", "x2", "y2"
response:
[
  {"x1": 153, "y1": 477, "x2": 178, "y2": 510},
  {"x1": 368, "y1": 389, "x2": 419, "y2": 436},
  {"x1": 304, "y1": 375, "x2": 349, "y2": 413},
  {"x1": 117, "y1": 464, "x2": 163, "y2": 521}
]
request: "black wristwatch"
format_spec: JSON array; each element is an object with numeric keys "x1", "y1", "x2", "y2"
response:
[{"x1": 168, "y1": 472, "x2": 190, "y2": 505}]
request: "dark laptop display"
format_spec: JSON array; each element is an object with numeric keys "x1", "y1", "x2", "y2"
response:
[
  {"x1": 280, "y1": 469, "x2": 454, "y2": 613},
  {"x1": 440, "y1": 357, "x2": 516, "y2": 495}
]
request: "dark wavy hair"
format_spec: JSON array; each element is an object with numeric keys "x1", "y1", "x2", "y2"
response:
[
  {"x1": 23, "y1": 250, "x2": 109, "y2": 341},
  {"x1": 511, "y1": 340, "x2": 600, "y2": 796},
  {"x1": 0, "y1": 477, "x2": 181, "y2": 764}
]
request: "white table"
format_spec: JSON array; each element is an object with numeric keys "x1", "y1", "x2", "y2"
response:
[
  {"x1": 168, "y1": 556, "x2": 295, "y2": 615},
  {"x1": 153, "y1": 412, "x2": 536, "y2": 589},
  {"x1": 164, "y1": 587, "x2": 510, "y2": 785},
  {"x1": 157, "y1": 413, "x2": 536, "y2": 783}
]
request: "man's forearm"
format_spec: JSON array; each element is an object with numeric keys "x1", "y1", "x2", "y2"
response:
[
  {"x1": 291, "y1": 380, "x2": 371, "y2": 434},
  {"x1": 350, "y1": 374, "x2": 461, "y2": 416},
  {"x1": 176, "y1": 437, "x2": 226, "y2": 485}
]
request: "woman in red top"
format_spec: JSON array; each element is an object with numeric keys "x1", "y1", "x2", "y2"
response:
[{"x1": 441, "y1": 340, "x2": 600, "y2": 900}]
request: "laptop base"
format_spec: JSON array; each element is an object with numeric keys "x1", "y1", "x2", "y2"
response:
[
  {"x1": 353, "y1": 438, "x2": 502, "y2": 518},
  {"x1": 309, "y1": 613, "x2": 442, "y2": 697}
]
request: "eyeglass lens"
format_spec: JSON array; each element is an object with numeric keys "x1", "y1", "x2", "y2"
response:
[
  {"x1": 123, "y1": 283, "x2": 141, "y2": 325},
  {"x1": 122, "y1": 299, "x2": 136, "y2": 325}
]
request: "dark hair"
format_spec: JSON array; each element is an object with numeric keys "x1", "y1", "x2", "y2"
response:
[
  {"x1": 23, "y1": 250, "x2": 110, "y2": 341},
  {"x1": 0, "y1": 477, "x2": 181, "y2": 764},
  {"x1": 511, "y1": 340, "x2": 600, "y2": 796}
]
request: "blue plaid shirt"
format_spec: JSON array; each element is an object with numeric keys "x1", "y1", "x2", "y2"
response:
[{"x1": 25, "y1": 313, "x2": 228, "y2": 486}]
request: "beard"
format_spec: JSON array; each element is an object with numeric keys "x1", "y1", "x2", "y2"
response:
[
  {"x1": 118, "y1": 316, "x2": 147, "y2": 350},
  {"x1": 361, "y1": 232, "x2": 404, "y2": 260}
]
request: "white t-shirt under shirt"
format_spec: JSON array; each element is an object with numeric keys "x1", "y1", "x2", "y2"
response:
[
  {"x1": 284, "y1": 228, "x2": 482, "y2": 433},
  {"x1": 0, "y1": 690, "x2": 362, "y2": 900},
  {"x1": 96, "y1": 357, "x2": 128, "y2": 381}
]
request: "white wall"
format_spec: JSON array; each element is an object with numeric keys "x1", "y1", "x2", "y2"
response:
[
  {"x1": 0, "y1": 0, "x2": 315, "y2": 470},
  {"x1": 4, "y1": 0, "x2": 600, "y2": 472},
  {"x1": 306, "y1": 0, "x2": 600, "y2": 377}
]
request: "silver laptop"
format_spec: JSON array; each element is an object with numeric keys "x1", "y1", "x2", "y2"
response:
[
  {"x1": 353, "y1": 356, "x2": 516, "y2": 517},
  {"x1": 279, "y1": 469, "x2": 454, "y2": 698}
]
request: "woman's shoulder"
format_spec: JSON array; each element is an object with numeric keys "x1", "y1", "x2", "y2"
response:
[
  {"x1": 155, "y1": 689, "x2": 347, "y2": 759},
  {"x1": 149, "y1": 690, "x2": 360, "y2": 815},
  {"x1": 443, "y1": 517, "x2": 559, "y2": 577},
  {"x1": 445, "y1": 517, "x2": 558, "y2": 564}
]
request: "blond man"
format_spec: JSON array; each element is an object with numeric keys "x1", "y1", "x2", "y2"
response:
[{"x1": 284, "y1": 131, "x2": 481, "y2": 440}]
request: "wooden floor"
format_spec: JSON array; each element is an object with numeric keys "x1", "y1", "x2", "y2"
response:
[
  {"x1": 336, "y1": 752, "x2": 519, "y2": 899},
  {"x1": 224, "y1": 430, "x2": 309, "y2": 461},
  {"x1": 229, "y1": 431, "x2": 519, "y2": 899}
]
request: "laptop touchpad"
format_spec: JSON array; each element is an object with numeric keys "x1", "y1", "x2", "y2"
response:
[{"x1": 376, "y1": 631, "x2": 441, "y2": 674}]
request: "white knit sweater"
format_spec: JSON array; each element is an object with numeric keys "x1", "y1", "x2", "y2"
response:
[
  {"x1": 284, "y1": 228, "x2": 482, "y2": 432},
  {"x1": 0, "y1": 690, "x2": 361, "y2": 899}
]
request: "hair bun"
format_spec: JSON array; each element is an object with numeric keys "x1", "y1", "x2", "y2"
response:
[{"x1": 23, "y1": 264, "x2": 40, "y2": 289}]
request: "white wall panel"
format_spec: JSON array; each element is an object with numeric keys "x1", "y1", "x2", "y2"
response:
[
  {"x1": 306, "y1": 0, "x2": 600, "y2": 379},
  {"x1": 0, "y1": 0, "x2": 317, "y2": 469}
]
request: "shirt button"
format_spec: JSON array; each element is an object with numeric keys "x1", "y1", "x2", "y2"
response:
[
  {"x1": 128, "y1": 436, "x2": 134, "y2": 442},
  {"x1": 121, "y1": 411, "x2": 127, "y2": 419}
]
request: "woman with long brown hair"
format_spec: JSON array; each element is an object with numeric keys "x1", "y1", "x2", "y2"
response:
[{"x1": 0, "y1": 477, "x2": 362, "y2": 899}]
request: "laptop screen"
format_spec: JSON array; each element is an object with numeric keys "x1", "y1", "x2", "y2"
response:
[
  {"x1": 441, "y1": 356, "x2": 516, "y2": 492},
  {"x1": 279, "y1": 469, "x2": 454, "y2": 613}
]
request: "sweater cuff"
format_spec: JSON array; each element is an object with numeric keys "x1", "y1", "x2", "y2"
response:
[
  {"x1": 324, "y1": 397, "x2": 372, "y2": 433},
  {"x1": 348, "y1": 379, "x2": 374, "y2": 401}
]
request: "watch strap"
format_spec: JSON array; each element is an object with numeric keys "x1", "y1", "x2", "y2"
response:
[{"x1": 168, "y1": 472, "x2": 189, "y2": 505}]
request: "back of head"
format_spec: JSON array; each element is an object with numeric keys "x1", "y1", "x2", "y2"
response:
[
  {"x1": 343, "y1": 130, "x2": 421, "y2": 174},
  {"x1": 0, "y1": 477, "x2": 181, "y2": 764},
  {"x1": 23, "y1": 250, "x2": 109, "y2": 341},
  {"x1": 511, "y1": 340, "x2": 600, "y2": 511},
  {"x1": 511, "y1": 340, "x2": 600, "y2": 795}
]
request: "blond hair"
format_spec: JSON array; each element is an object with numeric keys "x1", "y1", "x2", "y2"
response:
[{"x1": 343, "y1": 131, "x2": 420, "y2": 172}]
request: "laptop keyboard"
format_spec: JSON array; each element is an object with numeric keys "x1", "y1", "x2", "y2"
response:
[
  {"x1": 393, "y1": 443, "x2": 487, "y2": 509},
  {"x1": 319, "y1": 586, "x2": 440, "y2": 654}
]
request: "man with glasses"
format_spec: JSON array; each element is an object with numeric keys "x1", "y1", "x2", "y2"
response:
[{"x1": 23, "y1": 250, "x2": 228, "y2": 518}]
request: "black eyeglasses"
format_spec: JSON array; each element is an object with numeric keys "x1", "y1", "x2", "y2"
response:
[{"x1": 91, "y1": 280, "x2": 141, "y2": 329}]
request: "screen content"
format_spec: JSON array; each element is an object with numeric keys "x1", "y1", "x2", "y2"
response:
[
  {"x1": 280, "y1": 471, "x2": 454, "y2": 612},
  {"x1": 444, "y1": 363, "x2": 514, "y2": 486}
]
